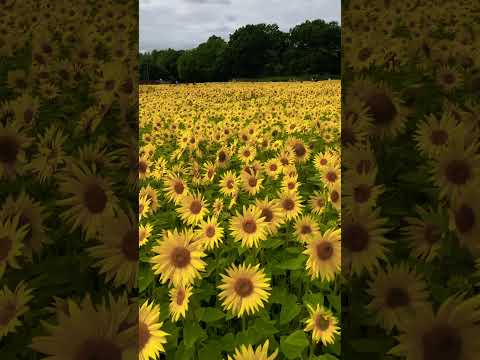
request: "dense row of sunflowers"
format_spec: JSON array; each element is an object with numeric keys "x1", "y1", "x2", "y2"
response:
[
  {"x1": 0, "y1": 0, "x2": 139, "y2": 358},
  {"x1": 342, "y1": 0, "x2": 480, "y2": 358},
  {"x1": 139, "y1": 82, "x2": 341, "y2": 359}
]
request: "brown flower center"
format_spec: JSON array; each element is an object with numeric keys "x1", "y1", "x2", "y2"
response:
[
  {"x1": 315, "y1": 315, "x2": 330, "y2": 331},
  {"x1": 122, "y1": 229, "x2": 138, "y2": 261},
  {"x1": 242, "y1": 219, "x2": 257, "y2": 234},
  {"x1": 190, "y1": 200, "x2": 202, "y2": 215},
  {"x1": 364, "y1": 91, "x2": 397, "y2": 125},
  {"x1": 74, "y1": 338, "x2": 122, "y2": 360},
  {"x1": 445, "y1": 159, "x2": 471, "y2": 185},
  {"x1": 301, "y1": 225, "x2": 312, "y2": 235},
  {"x1": 454, "y1": 204, "x2": 475, "y2": 234},
  {"x1": 294, "y1": 143, "x2": 306, "y2": 157},
  {"x1": 422, "y1": 324, "x2": 462, "y2": 360},
  {"x1": 287, "y1": 182, "x2": 295, "y2": 190},
  {"x1": 261, "y1": 208, "x2": 273, "y2": 222},
  {"x1": 218, "y1": 151, "x2": 227, "y2": 162},
  {"x1": 430, "y1": 129, "x2": 448, "y2": 146},
  {"x1": 269, "y1": 164, "x2": 277, "y2": 171},
  {"x1": 105, "y1": 79, "x2": 115, "y2": 91},
  {"x1": 170, "y1": 247, "x2": 191, "y2": 268},
  {"x1": 320, "y1": 158, "x2": 327, "y2": 165},
  {"x1": 234, "y1": 277, "x2": 254, "y2": 298},
  {"x1": 316, "y1": 241, "x2": 333, "y2": 260},
  {"x1": 0, "y1": 135, "x2": 19, "y2": 164},
  {"x1": 330, "y1": 190, "x2": 339, "y2": 203},
  {"x1": 424, "y1": 224, "x2": 441, "y2": 244},
  {"x1": 0, "y1": 301, "x2": 16, "y2": 326},
  {"x1": 353, "y1": 184, "x2": 371, "y2": 203},
  {"x1": 326, "y1": 171, "x2": 337, "y2": 183},
  {"x1": 385, "y1": 287, "x2": 410, "y2": 308},
  {"x1": 248, "y1": 177, "x2": 257, "y2": 187},
  {"x1": 226, "y1": 180, "x2": 234, "y2": 189},
  {"x1": 282, "y1": 198, "x2": 295, "y2": 211},
  {"x1": 173, "y1": 181, "x2": 184, "y2": 194},
  {"x1": 138, "y1": 161, "x2": 147, "y2": 174},
  {"x1": 344, "y1": 223, "x2": 369, "y2": 252},
  {"x1": 138, "y1": 321, "x2": 151, "y2": 352},
  {"x1": 84, "y1": 183, "x2": 107, "y2": 214},
  {"x1": 443, "y1": 73, "x2": 455, "y2": 85},
  {"x1": 24, "y1": 109, "x2": 33, "y2": 123},
  {"x1": 176, "y1": 288, "x2": 186, "y2": 305},
  {"x1": 205, "y1": 226, "x2": 215, "y2": 238},
  {"x1": 341, "y1": 126, "x2": 356, "y2": 146},
  {"x1": 243, "y1": 150, "x2": 251, "y2": 157},
  {"x1": 280, "y1": 157, "x2": 289, "y2": 166},
  {"x1": 358, "y1": 47, "x2": 372, "y2": 61}
]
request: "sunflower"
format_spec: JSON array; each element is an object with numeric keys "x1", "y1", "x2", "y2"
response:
[
  {"x1": 163, "y1": 173, "x2": 189, "y2": 204},
  {"x1": 87, "y1": 209, "x2": 138, "y2": 289},
  {"x1": 277, "y1": 149, "x2": 294, "y2": 171},
  {"x1": 343, "y1": 169, "x2": 384, "y2": 209},
  {"x1": 139, "y1": 223, "x2": 153, "y2": 247},
  {"x1": 169, "y1": 285, "x2": 193, "y2": 322},
  {"x1": 303, "y1": 228, "x2": 341, "y2": 282},
  {"x1": 321, "y1": 164, "x2": 341, "y2": 190},
  {"x1": 264, "y1": 158, "x2": 281, "y2": 179},
  {"x1": 430, "y1": 134, "x2": 480, "y2": 201},
  {"x1": 230, "y1": 205, "x2": 269, "y2": 248},
  {"x1": 309, "y1": 191, "x2": 327, "y2": 216},
  {"x1": 449, "y1": 185, "x2": 480, "y2": 253},
  {"x1": 139, "y1": 184, "x2": 159, "y2": 215},
  {"x1": 304, "y1": 304, "x2": 340, "y2": 346},
  {"x1": 342, "y1": 206, "x2": 391, "y2": 276},
  {"x1": 288, "y1": 138, "x2": 311, "y2": 163},
  {"x1": 151, "y1": 228, "x2": 206, "y2": 287},
  {"x1": 0, "y1": 120, "x2": 32, "y2": 180},
  {"x1": 212, "y1": 197, "x2": 224, "y2": 216},
  {"x1": 281, "y1": 174, "x2": 300, "y2": 193},
  {"x1": 216, "y1": 146, "x2": 231, "y2": 168},
  {"x1": 56, "y1": 162, "x2": 119, "y2": 239},
  {"x1": 138, "y1": 153, "x2": 151, "y2": 181},
  {"x1": 31, "y1": 294, "x2": 136, "y2": 359},
  {"x1": 390, "y1": 293, "x2": 480, "y2": 360},
  {"x1": 139, "y1": 300, "x2": 169, "y2": 360},
  {"x1": 437, "y1": 65, "x2": 463, "y2": 92},
  {"x1": 0, "y1": 215, "x2": 27, "y2": 278},
  {"x1": 342, "y1": 143, "x2": 377, "y2": 175},
  {"x1": 254, "y1": 197, "x2": 285, "y2": 235},
  {"x1": 219, "y1": 170, "x2": 240, "y2": 198},
  {"x1": 1, "y1": 191, "x2": 47, "y2": 259},
  {"x1": 0, "y1": 281, "x2": 33, "y2": 339},
  {"x1": 196, "y1": 216, "x2": 224, "y2": 250},
  {"x1": 367, "y1": 263, "x2": 430, "y2": 333},
  {"x1": 227, "y1": 340, "x2": 278, "y2": 360},
  {"x1": 139, "y1": 195, "x2": 151, "y2": 221},
  {"x1": 294, "y1": 215, "x2": 320, "y2": 243},
  {"x1": 278, "y1": 190, "x2": 303, "y2": 221},
  {"x1": 238, "y1": 144, "x2": 256, "y2": 163},
  {"x1": 241, "y1": 171, "x2": 263, "y2": 196},
  {"x1": 177, "y1": 191, "x2": 209, "y2": 226},
  {"x1": 218, "y1": 263, "x2": 271, "y2": 317},
  {"x1": 414, "y1": 112, "x2": 460, "y2": 158},
  {"x1": 403, "y1": 205, "x2": 446, "y2": 263},
  {"x1": 313, "y1": 150, "x2": 338, "y2": 174}
]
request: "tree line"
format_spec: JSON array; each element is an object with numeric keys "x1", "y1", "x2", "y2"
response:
[{"x1": 140, "y1": 19, "x2": 340, "y2": 83}]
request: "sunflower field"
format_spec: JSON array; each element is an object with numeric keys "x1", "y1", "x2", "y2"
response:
[{"x1": 138, "y1": 81, "x2": 341, "y2": 360}]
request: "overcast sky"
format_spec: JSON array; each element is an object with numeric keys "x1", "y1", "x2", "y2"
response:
[{"x1": 140, "y1": 0, "x2": 340, "y2": 53}]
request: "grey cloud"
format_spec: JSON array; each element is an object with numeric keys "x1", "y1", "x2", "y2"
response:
[{"x1": 140, "y1": 0, "x2": 340, "y2": 52}]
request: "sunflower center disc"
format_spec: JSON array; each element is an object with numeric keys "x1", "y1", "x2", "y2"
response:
[
  {"x1": 243, "y1": 150, "x2": 250, "y2": 157},
  {"x1": 218, "y1": 151, "x2": 226, "y2": 162},
  {"x1": 0, "y1": 135, "x2": 19, "y2": 164},
  {"x1": 326, "y1": 171, "x2": 337, "y2": 182},
  {"x1": 301, "y1": 225, "x2": 312, "y2": 235},
  {"x1": 190, "y1": 200, "x2": 202, "y2": 215},
  {"x1": 234, "y1": 277, "x2": 254, "y2": 298},
  {"x1": 24, "y1": 109, "x2": 33, "y2": 123},
  {"x1": 422, "y1": 324, "x2": 462, "y2": 360},
  {"x1": 282, "y1": 199, "x2": 294, "y2": 211},
  {"x1": 0, "y1": 301, "x2": 16, "y2": 326},
  {"x1": 294, "y1": 143, "x2": 306, "y2": 157},
  {"x1": 341, "y1": 126, "x2": 356, "y2": 146},
  {"x1": 430, "y1": 129, "x2": 448, "y2": 146},
  {"x1": 454, "y1": 204, "x2": 475, "y2": 233},
  {"x1": 242, "y1": 219, "x2": 257, "y2": 234},
  {"x1": 344, "y1": 223, "x2": 369, "y2": 252},
  {"x1": 365, "y1": 90, "x2": 398, "y2": 126},
  {"x1": 248, "y1": 177, "x2": 257, "y2": 187},
  {"x1": 138, "y1": 321, "x2": 151, "y2": 352},
  {"x1": 315, "y1": 315, "x2": 330, "y2": 331},
  {"x1": 385, "y1": 287, "x2": 410, "y2": 308},
  {"x1": 176, "y1": 288, "x2": 186, "y2": 305},
  {"x1": 288, "y1": 182, "x2": 295, "y2": 190},
  {"x1": 330, "y1": 190, "x2": 340, "y2": 203},
  {"x1": 354, "y1": 184, "x2": 371, "y2": 203},
  {"x1": 205, "y1": 226, "x2": 215, "y2": 238},
  {"x1": 171, "y1": 247, "x2": 191, "y2": 268},
  {"x1": 424, "y1": 224, "x2": 441, "y2": 244},
  {"x1": 261, "y1": 208, "x2": 273, "y2": 222},
  {"x1": 226, "y1": 180, "x2": 234, "y2": 189},
  {"x1": 122, "y1": 229, "x2": 138, "y2": 261},
  {"x1": 0, "y1": 236, "x2": 12, "y2": 261},
  {"x1": 445, "y1": 159, "x2": 471, "y2": 185},
  {"x1": 270, "y1": 164, "x2": 277, "y2": 171},
  {"x1": 174, "y1": 181, "x2": 184, "y2": 194},
  {"x1": 74, "y1": 338, "x2": 122, "y2": 360},
  {"x1": 84, "y1": 183, "x2": 107, "y2": 214},
  {"x1": 316, "y1": 242, "x2": 333, "y2": 260}
]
